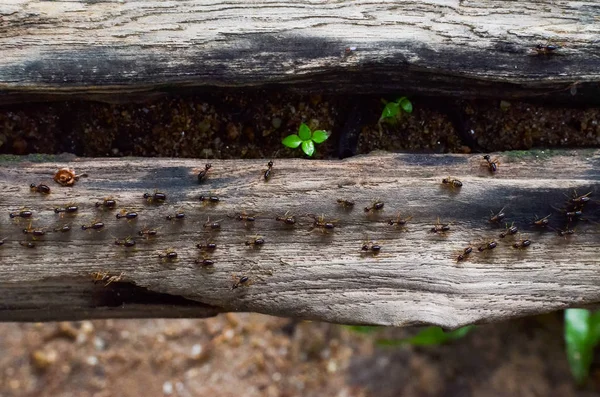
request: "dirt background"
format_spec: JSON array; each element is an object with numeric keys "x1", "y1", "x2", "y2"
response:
[{"x1": 1, "y1": 91, "x2": 600, "y2": 397}]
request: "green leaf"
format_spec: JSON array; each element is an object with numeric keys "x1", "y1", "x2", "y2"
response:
[
  {"x1": 301, "y1": 140, "x2": 315, "y2": 157},
  {"x1": 311, "y1": 130, "x2": 329, "y2": 144},
  {"x1": 376, "y1": 325, "x2": 475, "y2": 347},
  {"x1": 398, "y1": 97, "x2": 413, "y2": 113},
  {"x1": 564, "y1": 309, "x2": 600, "y2": 385},
  {"x1": 298, "y1": 123, "x2": 312, "y2": 141},
  {"x1": 380, "y1": 102, "x2": 400, "y2": 122},
  {"x1": 282, "y1": 134, "x2": 303, "y2": 148}
]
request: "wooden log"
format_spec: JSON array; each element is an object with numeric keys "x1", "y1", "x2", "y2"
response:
[
  {"x1": 0, "y1": 151, "x2": 599, "y2": 327},
  {"x1": 1, "y1": 1, "x2": 599, "y2": 103}
]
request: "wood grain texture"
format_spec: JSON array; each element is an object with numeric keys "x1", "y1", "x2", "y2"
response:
[
  {"x1": 0, "y1": 151, "x2": 599, "y2": 327},
  {"x1": 1, "y1": 0, "x2": 599, "y2": 103}
]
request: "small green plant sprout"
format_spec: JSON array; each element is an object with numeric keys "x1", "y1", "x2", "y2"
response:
[
  {"x1": 379, "y1": 97, "x2": 413, "y2": 124},
  {"x1": 282, "y1": 123, "x2": 329, "y2": 157},
  {"x1": 564, "y1": 308, "x2": 600, "y2": 385}
]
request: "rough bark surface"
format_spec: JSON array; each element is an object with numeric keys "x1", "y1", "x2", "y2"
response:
[
  {"x1": 0, "y1": 151, "x2": 599, "y2": 327},
  {"x1": 1, "y1": 1, "x2": 599, "y2": 103}
]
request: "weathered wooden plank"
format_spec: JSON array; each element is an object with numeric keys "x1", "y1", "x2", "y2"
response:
[
  {"x1": 1, "y1": 1, "x2": 599, "y2": 103},
  {"x1": 0, "y1": 151, "x2": 599, "y2": 327}
]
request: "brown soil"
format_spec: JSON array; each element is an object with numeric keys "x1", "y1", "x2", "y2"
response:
[{"x1": 1, "y1": 91, "x2": 599, "y2": 396}]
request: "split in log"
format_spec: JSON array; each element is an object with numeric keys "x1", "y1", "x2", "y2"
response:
[
  {"x1": 0, "y1": 151, "x2": 599, "y2": 328},
  {"x1": 1, "y1": 1, "x2": 600, "y2": 104}
]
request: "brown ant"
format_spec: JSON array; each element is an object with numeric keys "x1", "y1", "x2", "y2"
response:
[
  {"x1": 198, "y1": 163, "x2": 212, "y2": 183},
  {"x1": 264, "y1": 160, "x2": 274, "y2": 181},
  {"x1": 245, "y1": 235, "x2": 265, "y2": 247},
  {"x1": 337, "y1": 199, "x2": 355, "y2": 209},
  {"x1": 19, "y1": 241, "x2": 36, "y2": 248},
  {"x1": 532, "y1": 214, "x2": 551, "y2": 228},
  {"x1": 116, "y1": 210, "x2": 138, "y2": 220},
  {"x1": 477, "y1": 240, "x2": 497, "y2": 252},
  {"x1": 9, "y1": 209, "x2": 33, "y2": 219},
  {"x1": 82, "y1": 221, "x2": 105, "y2": 231},
  {"x1": 54, "y1": 224, "x2": 71, "y2": 233},
  {"x1": 165, "y1": 212, "x2": 185, "y2": 221},
  {"x1": 91, "y1": 271, "x2": 124, "y2": 286},
  {"x1": 144, "y1": 191, "x2": 167, "y2": 204},
  {"x1": 54, "y1": 204, "x2": 78, "y2": 215},
  {"x1": 95, "y1": 197, "x2": 117, "y2": 209},
  {"x1": 567, "y1": 191, "x2": 592, "y2": 206},
  {"x1": 489, "y1": 206, "x2": 507, "y2": 223},
  {"x1": 430, "y1": 217, "x2": 451, "y2": 235},
  {"x1": 275, "y1": 211, "x2": 296, "y2": 225},
  {"x1": 456, "y1": 247, "x2": 473, "y2": 263},
  {"x1": 360, "y1": 237, "x2": 381, "y2": 255},
  {"x1": 195, "y1": 258, "x2": 215, "y2": 267},
  {"x1": 499, "y1": 222, "x2": 518, "y2": 238},
  {"x1": 533, "y1": 43, "x2": 560, "y2": 56},
  {"x1": 442, "y1": 178, "x2": 463, "y2": 188},
  {"x1": 114, "y1": 237, "x2": 136, "y2": 247},
  {"x1": 482, "y1": 155, "x2": 499, "y2": 173},
  {"x1": 308, "y1": 214, "x2": 337, "y2": 233},
  {"x1": 196, "y1": 240, "x2": 217, "y2": 252},
  {"x1": 513, "y1": 239, "x2": 532, "y2": 249},
  {"x1": 199, "y1": 195, "x2": 220, "y2": 204},
  {"x1": 364, "y1": 200, "x2": 384, "y2": 213},
  {"x1": 228, "y1": 211, "x2": 257, "y2": 227},
  {"x1": 22, "y1": 223, "x2": 46, "y2": 237},
  {"x1": 138, "y1": 226, "x2": 159, "y2": 238},
  {"x1": 203, "y1": 217, "x2": 222, "y2": 230},
  {"x1": 231, "y1": 275, "x2": 251, "y2": 290},
  {"x1": 387, "y1": 212, "x2": 412, "y2": 229},
  {"x1": 30, "y1": 183, "x2": 51, "y2": 194},
  {"x1": 158, "y1": 249, "x2": 178, "y2": 261},
  {"x1": 553, "y1": 226, "x2": 576, "y2": 238}
]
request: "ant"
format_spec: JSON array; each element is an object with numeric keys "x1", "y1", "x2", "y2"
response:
[
  {"x1": 22, "y1": 223, "x2": 46, "y2": 237},
  {"x1": 308, "y1": 214, "x2": 336, "y2": 233},
  {"x1": 456, "y1": 247, "x2": 473, "y2": 263},
  {"x1": 477, "y1": 240, "x2": 497, "y2": 252},
  {"x1": 245, "y1": 236, "x2": 265, "y2": 247},
  {"x1": 30, "y1": 183, "x2": 51, "y2": 194},
  {"x1": 533, "y1": 43, "x2": 560, "y2": 56},
  {"x1": 513, "y1": 239, "x2": 532, "y2": 249},
  {"x1": 54, "y1": 204, "x2": 78, "y2": 215},
  {"x1": 114, "y1": 237, "x2": 136, "y2": 247},
  {"x1": 275, "y1": 211, "x2": 296, "y2": 225},
  {"x1": 231, "y1": 275, "x2": 251, "y2": 290},
  {"x1": 19, "y1": 241, "x2": 36, "y2": 248},
  {"x1": 489, "y1": 206, "x2": 507, "y2": 223},
  {"x1": 264, "y1": 160, "x2": 274, "y2": 181},
  {"x1": 337, "y1": 199, "x2": 355, "y2": 209},
  {"x1": 199, "y1": 195, "x2": 220, "y2": 204},
  {"x1": 138, "y1": 226, "x2": 159, "y2": 238},
  {"x1": 9, "y1": 209, "x2": 33, "y2": 219},
  {"x1": 82, "y1": 221, "x2": 105, "y2": 231},
  {"x1": 116, "y1": 210, "x2": 138, "y2": 220},
  {"x1": 566, "y1": 191, "x2": 592, "y2": 207},
  {"x1": 552, "y1": 225, "x2": 576, "y2": 238},
  {"x1": 158, "y1": 249, "x2": 178, "y2": 261},
  {"x1": 482, "y1": 155, "x2": 499, "y2": 173},
  {"x1": 532, "y1": 214, "x2": 551, "y2": 228},
  {"x1": 144, "y1": 191, "x2": 167, "y2": 204},
  {"x1": 95, "y1": 197, "x2": 117, "y2": 209},
  {"x1": 165, "y1": 212, "x2": 185, "y2": 221},
  {"x1": 430, "y1": 217, "x2": 451, "y2": 235},
  {"x1": 364, "y1": 200, "x2": 384, "y2": 213},
  {"x1": 198, "y1": 163, "x2": 212, "y2": 183},
  {"x1": 228, "y1": 212, "x2": 257, "y2": 227},
  {"x1": 195, "y1": 258, "x2": 215, "y2": 267},
  {"x1": 54, "y1": 224, "x2": 71, "y2": 233},
  {"x1": 499, "y1": 222, "x2": 518, "y2": 238},
  {"x1": 203, "y1": 217, "x2": 222, "y2": 230},
  {"x1": 361, "y1": 237, "x2": 381, "y2": 255},
  {"x1": 91, "y1": 271, "x2": 124, "y2": 286},
  {"x1": 196, "y1": 240, "x2": 217, "y2": 252},
  {"x1": 387, "y1": 212, "x2": 412, "y2": 229},
  {"x1": 442, "y1": 178, "x2": 463, "y2": 188}
]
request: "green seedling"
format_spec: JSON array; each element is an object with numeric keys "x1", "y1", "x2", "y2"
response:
[
  {"x1": 346, "y1": 324, "x2": 474, "y2": 347},
  {"x1": 282, "y1": 123, "x2": 329, "y2": 157},
  {"x1": 564, "y1": 309, "x2": 600, "y2": 385},
  {"x1": 379, "y1": 97, "x2": 413, "y2": 124}
]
